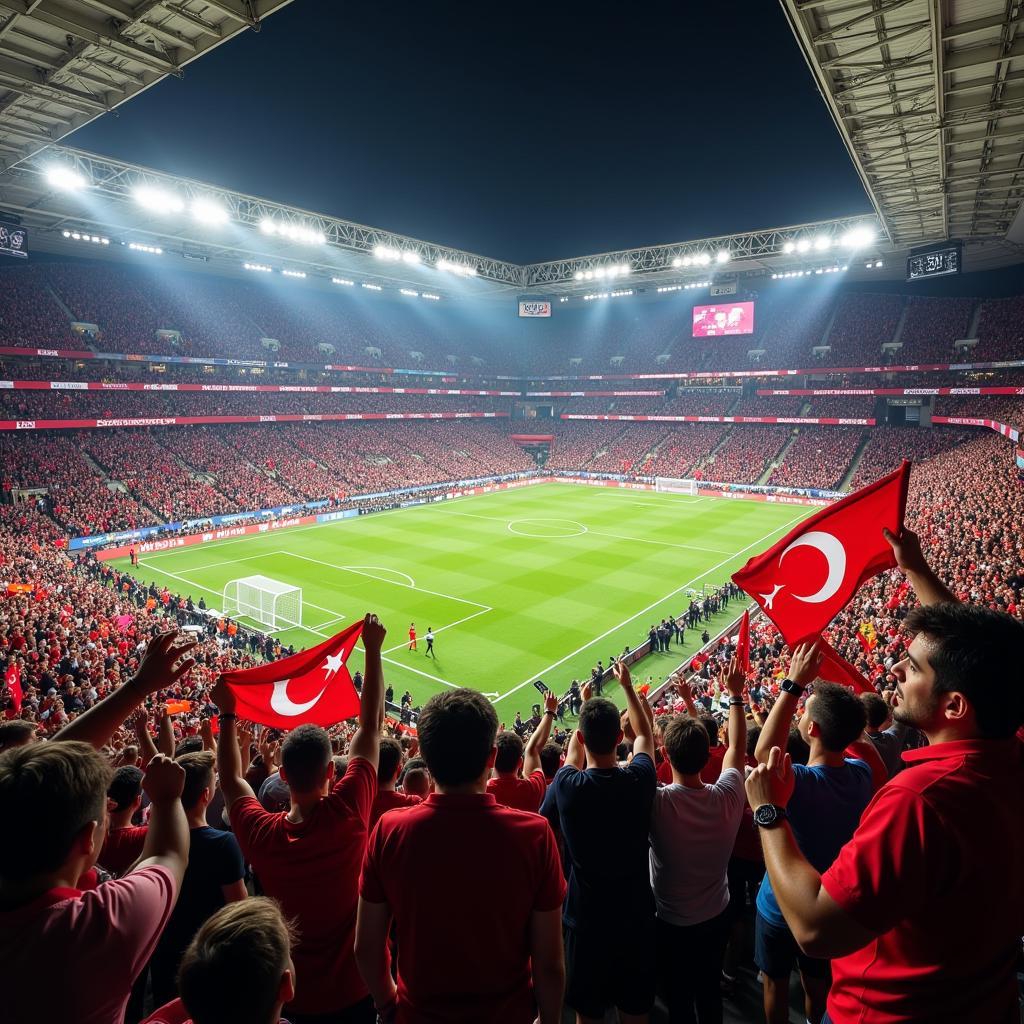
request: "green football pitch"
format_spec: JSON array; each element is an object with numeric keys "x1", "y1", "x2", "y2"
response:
[{"x1": 110, "y1": 483, "x2": 814, "y2": 719}]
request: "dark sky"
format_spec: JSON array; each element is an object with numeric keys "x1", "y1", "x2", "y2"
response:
[{"x1": 68, "y1": 1, "x2": 871, "y2": 264}]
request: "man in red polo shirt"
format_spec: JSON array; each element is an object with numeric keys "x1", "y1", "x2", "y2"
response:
[
  {"x1": 744, "y1": 529, "x2": 1024, "y2": 1024},
  {"x1": 213, "y1": 612, "x2": 386, "y2": 1024},
  {"x1": 487, "y1": 689, "x2": 558, "y2": 812},
  {"x1": 369, "y1": 737, "x2": 421, "y2": 829},
  {"x1": 355, "y1": 687, "x2": 566, "y2": 1023}
]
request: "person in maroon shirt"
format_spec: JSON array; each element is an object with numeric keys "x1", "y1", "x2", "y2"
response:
[
  {"x1": 745, "y1": 528, "x2": 1024, "y2": 1024},
  {"x1": 100, "y1": 764, "x2": 148, "y2": 875},
  {"x1": 370, "y1": 737, "x2": 421, "y2": 829},
  {"x1": 213, "y1": 613, "x2": 386, "y2": 1024},
  {"x1": 487, "y1": 689, "x2": 558, "y2": 812},
  {"x1": 355, "y1": 687, "x2": 566, "y2": 1024}
]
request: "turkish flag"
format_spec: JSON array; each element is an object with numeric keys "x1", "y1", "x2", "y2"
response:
[
  {"x1": 219, "y1": 620, "x2": 363, "y2": 729},
  {"x1": 3, "y1": 663, "x2": 23, "y2": 718},
  {"x1": 732, "y1": 461, "x2": 910, "y2": 646},
  {"x1": 734, "y1": 609, "x2": 751, "y2": 674},
  {"x1": 817, "y1": 639, "x2": 875, "y2": 695}
]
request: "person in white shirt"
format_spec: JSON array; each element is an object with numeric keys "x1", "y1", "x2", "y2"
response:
[{"x1": 650, "y1": 656, "x2": 747, "y2": 1024}]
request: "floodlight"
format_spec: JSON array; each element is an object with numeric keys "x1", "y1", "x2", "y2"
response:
[
  {"x1": 671, "y1": 257, "x2": 681, "y2": 268},
  {"x1": 796, "y1": 239, "x2": 811, "y2": 254},
  {"x1": 574, "y1": 270, "x2": 584, "y2": 279},
  {"x1": 332, "y1": 277, "x2": 354, "y2": 286},
  {"x1": 841, "y1": 226, "x2": 875, "y2": 249},
  {"x1": 400, "y1": 288, "x2": 419, "y2": 297},
  {"x1": 373, "y1": 244, "x2": 390, "y2": 259},
  {"x1": 682, "y1": 256, "x2": 692, "y2": 268},
  {"x1": 715, "y1": 249, "x2": 730, "y2": 264},
  {"x1": 281, "y1": 269, "x2": 306, "y2": 278},
  {"x1": 619, "y1": 263, "x2": 631, "y2": 275},
  {"x1": 401, "y1": 251, "x2": 421, "y2": 265},
  {"x1": 259, "y1": 219, "x2": 276, "y2": 234},
  {"x1": 46, "y1": 165, "x2": 87, "y2": 191},
  {"x1": 697, "y1": 253, "x2": 712, "y2": 266},
  {"x1": 133, "y1": 186, "x2": 184, "y2": 215},
  {"x1": 584, "y1": 270, "x2": 593, "y2": 280},
  {"x1": 783, "y1": 241, "x2": 795, "y2": 254},
  {"x1": 813, "y1": 235, "x2": 831, "y2": 251},
  {"x1": 595, "y1": 267, "x2": 607, "y2": 279},
  {"x1": 129, "y1": 242, "x2": 163, "y2": 255},
  {"x1": 422, "y1": 293, "x2": 440, "y2": 300},
  {"x1": 244, "y1": 262, "x2": 272, "y2": 272},
  {"x1": 362, "y1": 282, "x2": 382, "y2": 291},
  {"x1": 191, "y1": 197, "x2": 228, "y2": 226}
]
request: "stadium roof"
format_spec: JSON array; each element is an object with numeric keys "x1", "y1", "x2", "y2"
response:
[
  {"x1": 0, "y1": 0, "x2": 294, "y2": 171},
  {"x1": 780, "y1": 0, "x2": 1024, "y2": 249}
]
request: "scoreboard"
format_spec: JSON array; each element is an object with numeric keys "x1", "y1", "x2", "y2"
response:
[
  {"x1": 906, "y1": 241, "x2": 961, "y2": 282},
  {"x1": 0, "y1": 221, "x2": 27, "y2": 259}
]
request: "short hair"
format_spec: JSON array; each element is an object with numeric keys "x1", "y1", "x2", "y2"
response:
[
  {"x1": 175, "y1": 736, "x2": 204, "y2": 758},
  {"x1": 178, "y1": 898, "x2": 294, "y2": 1024},
  {"x1": 417, "y1": 688, "x2": 497, "y2": 786},
  {"x1": 280, "y1": 724, "x2": 332, "y2": 793},
  {"x1": 108, "y1": 765, "x2": 144, "y2": 812},
  {"x1": 787, "y1": 728, "x2": 810, "y2": 766},
  {"x1": 860, "y1": 692, "x2": 889, "y2": 730},
  {"x1": 402, "y1": 766, "x2": 430, "y2": 797},
  {"x1": 746, "y1": 725, "x2": 762, "y2": 758},
  {"x1": 663, "y1": 716, "x2": 710, "y2": 774},
  {"x1": 906, "y1": 603, "x2": 1024, "y2": 739},
  {"x1": 808, "y1": 682, "x2": 867, "y2": 752},
  {"x1": 377, "y1": 737, "x2": 403, "y2": 784},
  {"x1": 179, "y1": 751, "x2": 215, "y2": 809},
  {"x1": 700, "y1": 716, "x2": 721, "y2": 748},
  {"x1": 0, "y1": 741, "x2": 112, "y2": 879},
  {"x1": 540, "y1": 742, "x2": 563, "y2": 780},
  {"x1": 494, "y1": 731, "x2": 524, "y2": 773},
  {"x1": 578, "y1": 696, "x2": 621, "y2": 755},
  {"x1": 0, "y1": 721, "x2": 36, "y2": 752}
]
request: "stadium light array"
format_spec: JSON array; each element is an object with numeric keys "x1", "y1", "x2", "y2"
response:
[
  {"x1": 281, "y1": 269, "x2": 306, "y2": 279},
  {"x1": 46, "y1": 165, "x2": 87, "y2": 191},
  {"x1": 864, "y1": 259, "x2": 885, "y2": 269},
  {"x1": 400, "y1": 288, "x2": 419, "y2": 297},
  {"x1": 783, "y1": 241, "x2": 796, "y2": 254},
  {"x1": 261, "y1": 219, "x2": 325, "y2": 245},
  {"x1": 814, "y1": 235, "x2": 831, "y2": 251},
  {"x1": 684, "y1": 280, "x2": 711, "y2": 289},
  {"x1": 842, "y1": 226, "x2": 876, "y2": 249},
  {"x1": 133, "y1": 186, "x2": 184, "y2": 215},
  {"x1": 128, "y1": 242, "x2": 163, "y2": 255},
  {"x1": 657, "y1": 285, "x2": 683, "y2": 293},
  {"x1": 437, "y1": 258, "x2": 478, "y2": 277},
  {"x1": 771, "y1": 264, "x2": 849, "y2": 280},
  {"x1": 796, "y1": 238, "x2": 811, "y2": 254},
  {"x1": 362, "y1": 282, "x2": 382, "y2": 291},
  {"x1": 332, "y1": 277, "x2": 354, "y2": 286},
  {"x1": 243, "y1": 262, "x2": 272, "y2": 272},
  {"x1": 716, "y1": 249, "x2": 730, "y2": 264},
  {"x1": 62, "y1": 229, "x2": 109, "y2": 245},
  {"x1": 191, "y1": 197, "x2": 229, "y2": 226},
  {"x1": 422, "y1": 293, "x2": 441, "y2": 301}
]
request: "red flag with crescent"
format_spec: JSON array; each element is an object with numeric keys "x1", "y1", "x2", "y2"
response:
[
  {"x1": 219, "y1": 620, "x2": 363, "y2": 729},
  {"x1": 817, "y1": 639, "x2": 875, "y2": 695},
  {"x1": 732, "y1": 461, "x2": 910, "y2": 647},
  {"x1": 3, "y1": 662, "x2": 22, "y2": 718}
]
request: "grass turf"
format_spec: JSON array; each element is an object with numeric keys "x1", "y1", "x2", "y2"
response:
[{"x1": 110, "y1": 483, "x2": 813, "y2": 719}]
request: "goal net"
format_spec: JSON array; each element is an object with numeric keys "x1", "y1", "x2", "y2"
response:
[
  {"x1": 222, "y1": 575, "x2": 302, "y2": 631},
  {"x1": 655, "y1": 477, "x2": 699, "y2": 496}
]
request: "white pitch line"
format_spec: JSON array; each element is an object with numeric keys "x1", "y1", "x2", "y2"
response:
[
  {"x1": 279, "y1": 550, "x2": 491, "y2": 611},
  {"x1": 492, "y1": 508, "x2": 814, "y2": 704},
  {"x1": 381, "y1": 655, "x2": 462, "y2": 690},
  {"x1": 381, "y1": 605, "x2": 493, "y2": 656}
]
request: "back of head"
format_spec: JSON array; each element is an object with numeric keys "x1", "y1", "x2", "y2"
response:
[
  {"x1": 663, "y1": 716, "x2": 711, "y2": 775},
  {"x1": 905, "y1": 602, "x2": 1024, "y2": 739},
  {"x1": 178, "y1": 751, "x2": 215, "y2": 810},
  {"x1": 175, "y1": 736, "x2": 204, "y2": 758},
  {"x1": 809, "y1": 682, "x2": 868, "y2": 752},
  {"x1": 700, "y1": 716, "x2": 721, "y2": 748},
  {"x1": 540, "y1": 742, "x2": 563, "y2": 780},
  {"x1": 787, "y1": 728, "x2": 810, "y2": 766},
  {"x1": 108, "y1": 764, "x2": 144, "y2": 813},
  {"x1": 494, "y1": 731, "x2": 524, "y2": 774},
  {"x1": 281, "y1": 724, "x2": 332, "y2": 794},
  {"x1": 377, "y1": 737, "x2": 403, "y2": 785},
  {"x1": 578, "y1": 696, "x2": 622, "y2": 756},
  {"x1": 178, "y1": 897, "x2": 294, "y2": 1024},
  {"x1": 0, "y1": 741, "x2": 111, "y2": 880},
  {"x1": 860, "y1": 692, "x2": 889, "y2": 730},
  {"x1": 0, "y1": 721, "x2": 36, "y2": 753},
  {"x1": 402, "y1": 766, "x2": 430, "y2": 797},
  {"x1": 418, "y1": 688, "x2": 498, "y2": 786},
  {"x1": 746, "y1": 725, "x2": 762, "y2": 759}
]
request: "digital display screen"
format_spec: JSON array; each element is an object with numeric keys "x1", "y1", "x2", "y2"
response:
[
  {"x1": 906, "y1": 243, "x2": 961, "y2": 281},
  {"x1": 692, "y1": 301, "x2": 754, "y2": 337},
  {"x1": 0, "y1": 222, "x2": 27, "y2": 260}
]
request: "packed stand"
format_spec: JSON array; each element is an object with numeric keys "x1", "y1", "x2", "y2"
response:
[
  {"x1": 702, "y1": 425, "x2": 792, "y2": 483},
  {"x1": 766, "y1": 427, "x2": 864, "y2": 490}
]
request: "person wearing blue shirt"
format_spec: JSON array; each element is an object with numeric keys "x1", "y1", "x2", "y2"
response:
[{"x1": 751, "y1": 644, "x2": 874, "y2": 1024}]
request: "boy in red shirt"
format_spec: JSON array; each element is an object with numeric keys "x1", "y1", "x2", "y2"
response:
[
  {"x1": 487, "y1": 689, "x2": 558, "y2": 812},
  {"x1": 356, "y1": 687, "x2": 566, "y2": 1024},
  {"x1": 745, "y1": 528, "x2": 1024, "y2": 1024},
  {"x1": 213, "y1": 612, "x2": 386, "y2": 1024},
  {"x1": 370, "y1": 736, "x2": 421, "y2": 829}
]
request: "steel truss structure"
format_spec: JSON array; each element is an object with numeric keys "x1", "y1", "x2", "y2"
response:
[{"x1": 0, "y1": 0, "x2": 295, "y2": 172}]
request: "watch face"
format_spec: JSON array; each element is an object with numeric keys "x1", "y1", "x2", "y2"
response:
[{"x1": 754, "y1": 804, "x2": 781, "y2": 827}]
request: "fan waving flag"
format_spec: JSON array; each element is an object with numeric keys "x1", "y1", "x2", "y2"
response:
[
  {"x1": 3, "y1": 662, "x2": 22, "y2": 718},
  {"x1": 735, "y1": 608, "x2": 751, "y2": 674},
  {"x1": 857, "y1": 621, "x2": 878, "y2": 653},
  {"x1": 219, "y1": 620, "x2": 363, "y2": 729},
  {"x1": 732, "y1": 461, "x2": 910, "y2": 647}
]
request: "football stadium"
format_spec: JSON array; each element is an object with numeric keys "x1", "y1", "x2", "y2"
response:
[{"x1": 0, "y1": 3, "x2": 1022, "y2": 1024}]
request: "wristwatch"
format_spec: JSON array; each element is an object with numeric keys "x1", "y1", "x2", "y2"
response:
[
  {"x1": 753, "y1": 804, "x2": 788, "y2": 828},
  {"x1": 779, "y1": 677, "x2": 804, "y2": 697}
]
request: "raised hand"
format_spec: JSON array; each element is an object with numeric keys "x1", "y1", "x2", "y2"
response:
[
  {"x1": 788, "y1": 639, "x2": 824, "y2": 688},
  {"x1": 613, "y1": 660, "x2": 632, "y2": 688},
  {"x1": 721, "y1": 655, "x2": 746, "y2": 698},
  {"x1": 131, "y1": 631, "x2": 198, "y2": 697},
  {"x1": 744, "y1": 744, "x2": 795, "y2": 811},
  {"x1": 142, "y1": 753, "x2": 186, "y2": 804},
  {"x1": 209, "y1": 678, "x2": 237, "y2": 716},
  {"x1": 882, "y1": 526, "x2": 928, "y2": 576},
  {"x1": 544, "y1": 690, "x2": 559, "y2": 714},
  {"x1": 581, "y1": 680, "x2": 593, "y2": 703},
  {"x1": 361, "y1": 613, "x2": 386, "y2": 651}
]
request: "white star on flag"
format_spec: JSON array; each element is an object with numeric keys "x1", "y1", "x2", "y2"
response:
[{"x1": 323, "y1": 652, "x2": 345, "y2": 679}]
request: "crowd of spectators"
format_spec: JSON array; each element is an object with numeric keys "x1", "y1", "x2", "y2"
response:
[
  {"x1": 766, "y1": 427, "x2": 864, "y2": 490},
  {"x1": 847, "y1": 426, "x2": 969, "y2": 490},
  {"x1": 701, "y1": 425, "x2": 792, "y2": 484}
]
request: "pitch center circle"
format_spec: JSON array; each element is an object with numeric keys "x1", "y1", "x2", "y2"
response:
[{"x1": 507, "y1": 518, "x2": 588, "y2": 538}]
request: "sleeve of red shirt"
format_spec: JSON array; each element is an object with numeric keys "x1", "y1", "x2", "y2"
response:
[
  {"x1": 229, "y1": 795, "x2": 278, "y2": 860},
  {"x1": 328, "y1": 755, "x2": 377, "y2": 826},
  {"x1": 821, "y1": 785, "x2": 943, "y2": 935},
  {"x1": 359, "y1": 819, "x2": 388, "y2": 905},
  {"x1": 533, "y1": 821, "x2": 567, "y2": 912},
  {"x1": 529, "y1": 769, "x2": 547, "y2": 802}
]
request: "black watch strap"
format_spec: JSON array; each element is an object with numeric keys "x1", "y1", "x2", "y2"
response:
[{"x1": 780, "y1": 677, "x2": 804, "y2": 697}]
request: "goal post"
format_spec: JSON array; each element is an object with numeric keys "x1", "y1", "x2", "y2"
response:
[
  {"x1": 655, "y1": 477, "x2": 699, "y2": 496},
  {"x1": 222, "y1": 575, "x2": 303, "y2": 631}
]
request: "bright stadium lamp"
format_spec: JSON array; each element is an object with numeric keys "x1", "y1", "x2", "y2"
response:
[
  {"x1": 401, "y1": 250, "x2": 421, "y2": 265},
  {"x1": 697, "y1": 253, "x2": 712, "y2": 267},
  {"x1": 841, "y1": 225, "x2": 876, "y2": 249},
  {"x1": 191, "y1": 197, "x2": 228, "y2": 226},
  {"x1": 671, "y1": 257, "x2": 681, "y2": 268},
  {"x1": 46, "y1": 165, "x2": 87, "y2": 191},
  {"x1": 619, "y1": 263, "x2": 631, "y2": 275},
  {"x1": 716, "y1": 249, "x2": 730, "y2": 264},
  {"x1": 574, "y1": 270, "x2": 584, "y2": 280},
  {"x1": 133, "y1": 186, "x2": 184, "y2": 215},
  {"x1": 783, "y1": 241, "x2": 795, "y2": 254},
  {"x1": 681, "y1": 256, "x2": 692, "y2": 268},
  {"x1": 814, "y1": 235, "x2": 831, "y2": 251},
  {"x1": 796, "y1": 238, "x2": 811, "y2": 254}
]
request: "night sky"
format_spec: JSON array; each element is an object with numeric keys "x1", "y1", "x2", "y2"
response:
[{"x1": 68, "y1": 1, "x2": 872, "y2": 264}]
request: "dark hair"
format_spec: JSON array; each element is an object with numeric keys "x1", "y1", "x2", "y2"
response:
[
  {"x1": 0, "y1": 741, "x2": 111, "y2": 879},
  {"x1": 179, "y1": 751, "x2": 215, "y2": 809},
  {"x1": 280, "y1": 724, "x2": 332, "y2": 793},
  {"x1": 860, "y1": 692, "x2": 889, "y2": 730},
  {"x1": 494, "y1": 731, "x2": 525, "y2": 773},
  {"x1": 0, "y1": 720, "x2": 36, "y2": 752},
  {"x1": 377, "y1": 738, "x2": 403, "y2": 784},
  {"x1": 578, "y1": 696, "x2": 622, "y2": 755},
  {"x1": 417, "y1": 688, "x2": 498, "y2": 786},
  {"x1": 746, "y1": 725, "x2": 762, "y2": 758},
  {"x1": 663, "y1": 716, "x2": 711, "y2": 774},
  {"x1": 906, "y1": 603, "x2": 1024, "y2": 739},
  {"x1": 175, "y1": 736, "x2": 204, "y2": 758},
  {"x1": 402, "y1": 766, "x2": 430, "y2": 797},
  {"x1": 700, "y1": 716, "x2": 721, "y2": 748},
  {"x1": 787, "y1": 728, "x2": 810, "y2": 766},
  {"x1": 178, "y1": 897, "x2": 294, "y2": 1024},
  {"x1": 808, "y1": 682, "x2": 867, "y2": 752},
  {"x1": 540, "y1": 742, "x2": 563, "y2": 780},
  {"x1": 401, "y1": 755, "x2": 427, "y2": 781},
  {"x1": 108, "y1": 764, "x2": 144, "y2": 812}
]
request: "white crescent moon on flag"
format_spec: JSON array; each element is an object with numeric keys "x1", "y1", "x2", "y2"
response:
[
  {"x1": 270, "y1": 678, "x2": 328, "y2": 717},
  {"x1": 779, "y1": 531, "x2": 847, "y2": 604}
]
